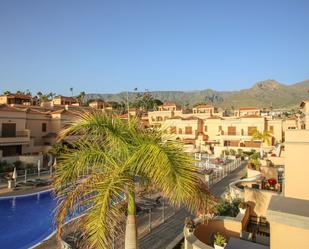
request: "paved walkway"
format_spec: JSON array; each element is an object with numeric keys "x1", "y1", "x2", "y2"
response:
[{"x1": 138, "y1": 162, "x2": 246, "y2": 249}]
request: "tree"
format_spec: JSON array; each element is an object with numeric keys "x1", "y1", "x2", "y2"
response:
[
  {"x1": 131, "y1": 91, "x2": 161, "y2": 112},
  {"x1": 3, "y1": 91, "x2": 11, "y2": 95},
  {"x1": 77, "y1": 91, "x2": 86, "y2": 105},
  {"x1": 70, "y1": 87, "x2": 74, "y2": 96},
  {"x1": 252, "y1": 130, "x2": 273, "y2": 157},
  {"x1": 54, "y1": 112, "x2": 215, "y2": 249},
  {"x1": 36, "y1": 91, "x2": 56, "y2": 103},
  {"x1": 252, "y1": 130, "x2": 272, "y2": 146}
]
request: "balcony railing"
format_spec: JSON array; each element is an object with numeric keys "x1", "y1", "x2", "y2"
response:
[
  {"x1": 219, "y1": 131, "x2": 254, "y2": 136},
  {"x1": 0, "y1": 130, "x2": 29, "y2": 138},
  {"x1": 0, "y1": 130, "x2": 30, "y2": 144}
]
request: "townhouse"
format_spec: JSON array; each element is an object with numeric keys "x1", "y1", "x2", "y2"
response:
[
  {"x1": 184, "y1": 99, "x2": 309, "y2": 249},
  {"x1": 148, "y1": 104, "x2": 298, "y2": 154}
]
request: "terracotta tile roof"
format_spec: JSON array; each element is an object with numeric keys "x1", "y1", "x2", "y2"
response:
[
  {"x1": 50, "y1": 109, "x2": 84, "y2": 115},
  {"x1": 1, "y1": 94, "x2": 32, "y2": 99},
  {"x1": 0, "y1": 104, "x2": 25, "y2": 112}
]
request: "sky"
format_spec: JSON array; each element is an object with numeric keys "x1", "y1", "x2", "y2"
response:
[{"x1": 0, "y1": 0, "x2": 308, "y2": 95}]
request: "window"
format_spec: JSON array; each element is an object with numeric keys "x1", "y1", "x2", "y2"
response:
[
  {"x1": 42, "y1": 123, "x2": 47, "y2": 132},
  {"x1": 204, "y1": 126, "x2": 208, "y2": 132},
  {"x1": 185, "y1": 126, "x2": 192, "y2": 134},
  {"x1": 1, "y1": 123, "x2": 16, "y2": 137},
  {"x1": 228, "y1": 126, "x2": 236, "y2": 135},
  {"x1": 248, "y1": 126, "x2": 257, "y2": 136},
  {"x1": 178, "y1": 128, "x2": 182, "y2": 134},
  {"x1": 269, "y1": 126, "x2": 274, "y2": 133},
  {"x1": 170, "y1": 126, "x2": 176, "y2": 134},
  {"x1": 218, "y1": 126, "x2": 222, "y2": 132}
]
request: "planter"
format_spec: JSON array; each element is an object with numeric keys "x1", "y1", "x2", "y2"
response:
[{"x1": 214, "y1": 244, "x2": 226, "y2": 249}]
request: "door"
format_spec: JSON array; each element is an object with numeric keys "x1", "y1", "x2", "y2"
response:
[{"x1": 1, "y1": 123, "x2": 16, "y2": 137}]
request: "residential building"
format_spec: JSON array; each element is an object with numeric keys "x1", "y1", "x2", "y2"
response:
[
  {"x1": 184, "y1": 99, "x2": 309, "y2": 249},
  {"x1": 0, "y1": 93, "x2": 32, "y2": 106},
  {"x1": 51, "y1": 95, "x2": 79, "y2": 106},
  {"x1": 0, "y1": 104, "x2": 85, "y2": 160},
  {"x1": 88, "y1": 99, "x2": 114, "y2": 110},
  {"x1": 158, "y1": 103, "x2": 180, "y2": 111},
  {"x1": 234, "y1": 107, "x2": 261, "y2": 117}
]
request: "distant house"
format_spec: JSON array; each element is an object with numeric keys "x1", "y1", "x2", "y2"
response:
[
  {"x1": 0, "y1": 93, "x2": 32, "y2": 106},
  {"x1": 158, "y1": 103, "x2": 180, "y2": 111},
  {"x1": 52, "y1": 96, "x2": 79, "y2": 106},
  {"x1": 89, "y1": 99, "x2": 107, "y2": 109},
  {"x1": 192, "y1": 105, "x2": 217, "y2": 115},
  {"x1": 234, "y1": 107, "x2": 261, "y2": 117}
]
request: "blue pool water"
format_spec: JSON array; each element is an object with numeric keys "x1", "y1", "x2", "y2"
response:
[{"x1": 0, "y1": 190, "x2": 57, "y2": 249}]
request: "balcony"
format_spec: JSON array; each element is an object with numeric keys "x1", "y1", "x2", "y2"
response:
[
  {"x1": 216, "y1": 131, "x2": 253, "y2": 140},
  {"x1": 0, "y1": 130, "x2": 30, "y2": 145}
]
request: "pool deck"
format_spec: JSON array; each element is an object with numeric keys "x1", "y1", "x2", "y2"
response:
[{"x1": 0, "y1": 185, "x2": 52, "y2": 197}]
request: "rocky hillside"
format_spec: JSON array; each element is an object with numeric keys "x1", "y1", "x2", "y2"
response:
[{"x1": 85, "y1": 79, "x2": 309, "y2": 109}]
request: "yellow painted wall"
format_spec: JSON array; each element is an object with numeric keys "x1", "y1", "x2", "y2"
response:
[
  {"x1": 285, "y1": 130, "x2": 309, "y2": 201},
  {"x1": 270, "y1": 221, "x2": 309, "y2": 249}
]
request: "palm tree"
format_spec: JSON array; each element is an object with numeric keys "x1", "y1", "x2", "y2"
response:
[
  {"x1": 78, "y1": 91, "x2": 86, "y2": 105},
  {"x1": 70, "y1": 87, "x2": 74, "y2": 96},
  {"x1": 252, "y1": 130, "x2": 272, "y2": 145},
  {"x1": 54, "y1": 112, "x2": 215, "y2": 249},
  {"x1": 252, "y1": 130, "x2": 272, "y2": 157}
]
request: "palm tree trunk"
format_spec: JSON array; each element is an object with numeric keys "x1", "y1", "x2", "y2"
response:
[{"x1": 125, "y1": 189, "x2": 138, "y2": 249}]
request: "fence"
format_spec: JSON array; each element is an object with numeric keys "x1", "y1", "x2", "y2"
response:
[
  {"x1": 194, "y1": 154, "x2": 243, "y2": 188},
  {"x1": 0, "y1": 168, "x2": 52, "y2": 188},
  {"x1": 113, "y1": 197, "x2": 179, "y2": 249}
]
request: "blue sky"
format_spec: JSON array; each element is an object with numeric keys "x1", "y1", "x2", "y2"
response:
[{"x1": 0, "y1": 0, "x2": 308, "y2": 95}]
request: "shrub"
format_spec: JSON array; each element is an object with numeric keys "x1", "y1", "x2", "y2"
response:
[
  {"x1": 214, "y1": 233, "x2": 226, "y2": 246},
  {"x1": 237, "y1": 149, "x2": 243, "y2": 156},
  {"x1": 0, "y1": 161, "x2": 14, "y2": 173},
  {"x1": 229, "y1": 149, "x2": 236, "y2": 156},
  {"x1": 250, "y1": 152, "x2": 260, "y2": 160},
  {"x1": 216, "y1": 199, "x2": 241, "y2": 217},
  {"x1": 238, "y1": 201, "x2": 247, "y2": 209},
  {"x1": 25, "y1": 163, "x2": 35, "y2": 169},
  {"x1": 13, "y1": 160, "x2": 23, "y2": 169},
  {"x1": 248, "y1": 158, "x2": 261, "y2": 171}
]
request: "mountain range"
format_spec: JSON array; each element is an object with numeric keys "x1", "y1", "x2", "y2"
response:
[{"x1": 85, "y1": 79, "x2": 309, "y2": 109}]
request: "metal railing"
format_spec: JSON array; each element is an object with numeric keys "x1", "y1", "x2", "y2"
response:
[
  {"x1": 113, "y1": 197, "x2": 179, "y2": 249},
  {"x1": 0, "y1": 130, "x2": 29, "y2": 138},
  {"x1": 195, "y1": 156, "x2": 243, "y2": 188},
  {"x1": 219, "y1": 131, "x2": 253, "y2": 136},
  {"x1": 0, "y1": 168, "x2": 52, "y2": 188}
]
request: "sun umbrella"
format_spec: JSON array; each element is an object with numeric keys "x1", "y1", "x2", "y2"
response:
[
  {"x1": 47, "y1": 154, "x2": 53, "y2": 167},
  {"x1": 12, "y1": 167, "x2": 17, "y2": 186},
  {"x1": 12, "y1": 167, "x2": 17, "y2": 180},
  {"x1": 38, "y1": 160, "x2": 41, "y2": 177}
]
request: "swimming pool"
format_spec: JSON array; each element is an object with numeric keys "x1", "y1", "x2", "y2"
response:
[{"x1": 0, "y1": 190, "x2": 57, "y2": 249}]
